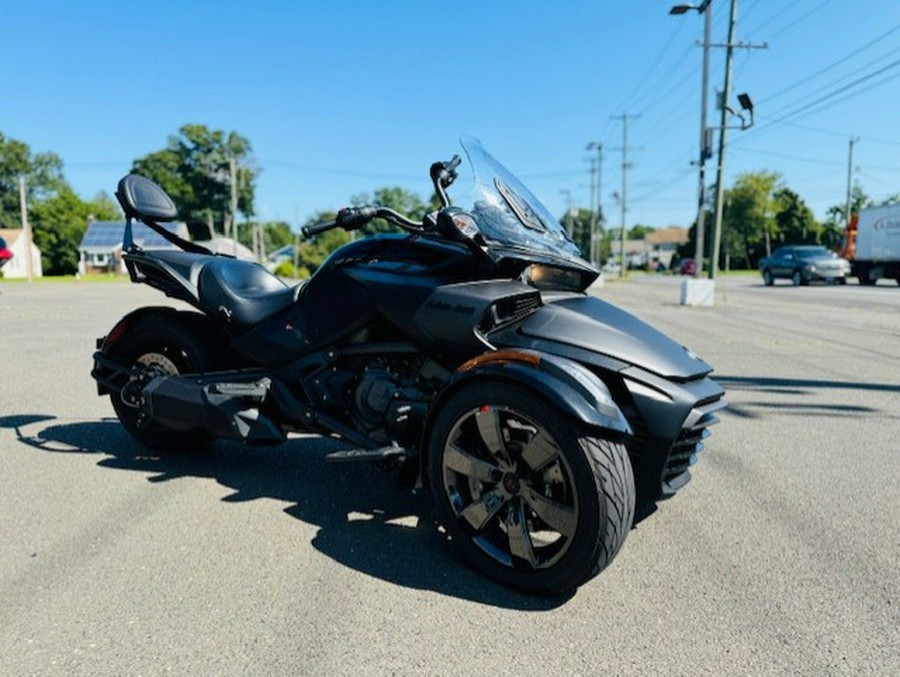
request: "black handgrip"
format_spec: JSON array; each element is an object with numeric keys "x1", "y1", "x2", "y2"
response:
[
  {"x1": 336, "y1": 206, "x2": 378, "y2": 229},
  {"x1": 301, "y1": 220, "x2": 336, "y2": 238},
  {"x1": 447, "y1": 154, "x2": 462, "y2": 172}
]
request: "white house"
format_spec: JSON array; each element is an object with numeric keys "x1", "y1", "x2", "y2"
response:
[{"x1": 0, "y1": 228, "x2": 43, "y2": 279}]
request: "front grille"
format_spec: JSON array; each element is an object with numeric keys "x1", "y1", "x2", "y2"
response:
[
  {"x1": 662, "y1": 398, "x2": 726, "y2": 489},
  {"x1": 495, "y1": 294, "x2": 541, "y2": 324},
  {"x1": 663, "y1": 426, "x2": 710, "y2": 483},
  {"x1": 481, "y1": 293, "x2": 541, "y2": 332}
]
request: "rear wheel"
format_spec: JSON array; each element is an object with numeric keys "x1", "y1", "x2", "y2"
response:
[
  {"x1": 106, "y1": 312, "x2": 216, "y2": 450},
  {"x1": 428, "y1": 382, "x2": 635, "y2": 595},
  {"x1": 762, "y1": 269, "x2": 774, "y2": 286}
]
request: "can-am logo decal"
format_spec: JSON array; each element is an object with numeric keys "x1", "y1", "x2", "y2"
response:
[{"x1": 873, "y1": 217, "x2": 900, "y2": 233}]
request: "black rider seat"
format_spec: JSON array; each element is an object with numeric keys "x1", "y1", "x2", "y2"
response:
[{"x1": 197, "y1": 257, "x2": 298, "y2": 326}]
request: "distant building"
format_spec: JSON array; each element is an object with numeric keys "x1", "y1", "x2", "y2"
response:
[
  {"x1": 193, "y1": 238, "x2": 255, "y2": 261},
  {"x1": 646, "y1": 227, "x2": 689, "y2": 269},
  {"x1": 611, "y1": 227, "x2": 689, "y2": 270},
  {"x1": 0, "y1": 228, "x2": 43, "y2": 279},
  {"x1": 78, "y1": 221, "x2": 190, "y2": 274}
]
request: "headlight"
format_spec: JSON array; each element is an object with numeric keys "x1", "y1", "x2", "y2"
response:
[
  {"x1": 807, "y1": 264, "x2": 817, "y2": 272},
  {"x1": 525, "y1": 265, "x2": 582, "y2": 291},
  {"x1": 451, "y1": 213, "x2": 481, "y2": 241}
]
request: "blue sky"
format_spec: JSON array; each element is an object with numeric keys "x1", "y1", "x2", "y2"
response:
[{"x1": 4, "y1": 0, "x2": 900, "y2": 231}]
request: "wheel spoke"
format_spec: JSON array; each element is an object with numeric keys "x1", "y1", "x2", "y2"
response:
[
  {"x1": 519, "y1": 433, "x2": 559, "y2": 471},
  {"x1": 460, "y1": 488, "x2": 506, "y2": 532},
  {"x1": 522, "y1": 486, "x2": 576, "y2": 538},
  {"x1": 476, "y1": 408, "x2": 508, "y2": 462},
  {"x1": 444, "y1": 443, "x2": 499, "y2": 484},
  {"x1": 506, "y1": 502, "x2": 538, "y2": 567}
]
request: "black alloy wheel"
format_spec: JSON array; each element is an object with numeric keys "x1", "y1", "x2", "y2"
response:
[{"x1": 428, "y1": 382, "x2": 634, "y2": 594}]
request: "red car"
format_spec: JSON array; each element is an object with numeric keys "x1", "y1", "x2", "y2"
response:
[
  {"x1": 678, "y1": 258, "x2": 697, "y2": 275},
  {"x1": 0, "y1": 236, "x2": 13, "y2": 270}
]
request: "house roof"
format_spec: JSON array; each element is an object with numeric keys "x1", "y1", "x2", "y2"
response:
[
  {"x1": 646, "y1": 227, "x2": 688, "y2": 246},
  {"x1": 0, "y1": 229, "x2": 21, "y2": 246},
  {"x1": 193, "y1": 238, "x2": 255, "y2": 260},
  {"x1": 0, "y1": 228, "x2": 41, "y2": 252},
  {"x1": 79, "y1": 221, "x2": 189, "y2": 253}
]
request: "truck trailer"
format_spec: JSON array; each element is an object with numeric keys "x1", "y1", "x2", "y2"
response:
[{"x1": 841, "y1": 204, "x2": 900, "y2": 285}]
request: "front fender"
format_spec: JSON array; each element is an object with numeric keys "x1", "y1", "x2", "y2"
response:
[
  {"x1": 418, "y1": 350, "x2": 631, "y2": 488},
  {"x1": 424, "y1": 350, "x2": 630, "y2": 448}
]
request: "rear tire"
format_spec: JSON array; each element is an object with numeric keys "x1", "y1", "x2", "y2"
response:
[
  {"x1": 427, "y1": 382, "x2": 635, "y2": 595},
  {"x1": 762, "y1": 269, "x2": 774, "y2": 286},
  {"x1": 105, "y1": 311, "x2": 217, "y2": 451}
]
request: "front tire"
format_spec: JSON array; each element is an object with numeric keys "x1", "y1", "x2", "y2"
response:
[
  {"x1": 762, "y1": 269, "x2": 774, "y2": 286},
  {"x1": 427, "y1": 382, "x2": 635, "y2": 594},
  {"x1": 792, "y1": 270, "x2": 804, "y2": 286}
]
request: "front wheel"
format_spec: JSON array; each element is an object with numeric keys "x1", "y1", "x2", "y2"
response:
[
  {"x1": 427, "y1": 382, "x2": 635, "y2": 595},
  {"x1": 762, "y1": 269, "x2": 774, "y2": 286},
  {"x1": 792, "y1": 270, "x2": 804, "y2": 286}
]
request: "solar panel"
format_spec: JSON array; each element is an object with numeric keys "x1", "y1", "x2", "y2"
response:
[{"x1": 80, "y1": 221, "x2": 186, "y2": 249}]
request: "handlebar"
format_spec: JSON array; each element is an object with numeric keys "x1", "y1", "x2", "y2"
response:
[{"x1": 301, "y1": 206, "x2": 423, "y2": 239}]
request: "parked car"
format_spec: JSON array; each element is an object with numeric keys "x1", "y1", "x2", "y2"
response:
[
  {"x1": 0, "y1": 236, "x2": 13, "y2": 270},
  {"x1": 677, "y1": 257, "x2": 697, "y2": 275},
  {"x1": 759, "y1": 245, "x2": 851, "y2": 286}
]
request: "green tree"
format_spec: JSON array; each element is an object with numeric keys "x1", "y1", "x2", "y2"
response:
[
  {"x1": 773, "y1": 188, "x2": 820, "y2": 245},
  {"x1": 827, "y1": 182, "x2": 870, "y2": 225},
  {"x1": 557, "y1": 207, "x2": 601, "y2": 262},
  {"x1": 722, "y1": 171, "x2": 782, "y2": 268},
  {"x1": 30, "y1": 187, "x2": 121, "y2": 274},
  {"x1": 131, "y1": 124, "x2": 257, "y2": 239},
  {"x1": 352, "y1": 186, "x2": 429, "y2": 236},
  {"x1": 235, "y1": 220, "x2": 295, "y2": 257},
  {"x1": 627, "y1": 224, "x2": 655, "y2": 240},
  {"x1": 294, "y1": 210, "x2": 348, "y2": 273},
  {"x1": 0, "y1": 132, "x2": 66, "y2": 228}
]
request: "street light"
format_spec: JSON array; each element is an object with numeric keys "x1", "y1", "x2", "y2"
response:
[{"x1": 670, "y1": 0, "x2": 712, "y2": 278}]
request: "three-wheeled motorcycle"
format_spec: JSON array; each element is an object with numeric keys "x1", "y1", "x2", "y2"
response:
[{"x1": 92, "y1": 138, "x2": 725, "y2": 594}]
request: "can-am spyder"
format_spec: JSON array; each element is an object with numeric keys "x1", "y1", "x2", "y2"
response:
[{"x1": 92, "y1": 137, "x2": 725, "y2": 594}]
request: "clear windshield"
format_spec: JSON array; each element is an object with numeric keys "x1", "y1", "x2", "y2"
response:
[{"x1": 453, "y1": 137, "x2": 588, "y2": 266}]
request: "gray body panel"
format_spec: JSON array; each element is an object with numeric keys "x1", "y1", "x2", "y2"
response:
[{"x1": 513, "y1": 292, "x2": 711, "y2": 380}]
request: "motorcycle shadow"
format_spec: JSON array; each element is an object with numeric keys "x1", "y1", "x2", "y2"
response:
[{"x1": 1, "y1": 414, "x2": 572, "y2": 610}]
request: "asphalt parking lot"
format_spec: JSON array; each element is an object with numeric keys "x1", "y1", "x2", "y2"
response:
[{"x1": 1, "y1": 276, "x2": 897, "y2": 675}]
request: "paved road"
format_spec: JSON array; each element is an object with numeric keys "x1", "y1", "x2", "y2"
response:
[{"x1": 1, "y1": 278, "x2": 897, "y2": 675}]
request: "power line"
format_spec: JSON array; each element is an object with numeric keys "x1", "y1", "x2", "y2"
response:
[
  {"x1": 736, "y1": 147, "x2": 845, "y2": 167},
  {"x1": 759, "y1": 22, "x2": 900, "y2": 105},
  {"x1": 742, "y1": 57, "x2": 900, "y2": 138},
  {"x1": 612, "y1": 21, "x2": 689, "y2": 115},
  {"x1": 742, "y1": 0, "x2": 833, "y2": 40}
]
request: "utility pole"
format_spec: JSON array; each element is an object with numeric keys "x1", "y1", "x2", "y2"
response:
[
  {"x1": 670, "y1": 1, "x2": 713, "y2": 278},
  {"x1": 19, "y1": 177, "x2": 34, "y2": 282},
  {"x1": 611, "y1": 114, "x2": 639, "y2": 278},
  {"x1": 845, "y1": 137, "x2": 859, "y2": 228},
  {"x1": 696, "y1": 1, "x2": 712, "y2": 277},
  {"x1": 585, "y1": 156, "x2": 596, "y2": 244},
  {"x1": 229, "y1": 156, "x2": 239, "y2": 258},
  {"x1": 709, "y1": 0, "x2": 766, "y2": 280},
  {"x1": 709, "y1": 0, "x2": 737, "y2": 281},
  {"x1": 586, "y1": 141, "x2": 603, "y2": 267},
  {"x1": 560, "y1": 188, "x2": 574, "y2": 237}
]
